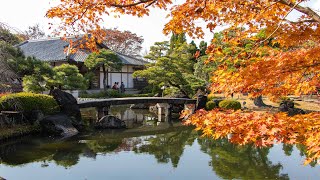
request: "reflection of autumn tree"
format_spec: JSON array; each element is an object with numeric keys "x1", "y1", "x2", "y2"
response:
[
  {"x1": 133, "y1": 128, "x2": 196, "y2": 167},
  {"x1": 198, "y1": 138, "x2": 289, "y2": 180}
]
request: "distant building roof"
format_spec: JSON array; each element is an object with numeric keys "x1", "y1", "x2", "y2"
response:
[
  {"x1": 116, "y1": 52, "x2": 149, "y2": 66},
  {"x1": 16, "y1": 37, "x2": 148, "y2": 66}
]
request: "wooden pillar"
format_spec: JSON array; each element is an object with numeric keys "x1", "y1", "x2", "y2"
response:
[
  {"x1": 157, "y1": 105, "x2": 162, "y2": 122},
  {"x1": 168, "y1": 104, "x2": 173, "y2": 122}
]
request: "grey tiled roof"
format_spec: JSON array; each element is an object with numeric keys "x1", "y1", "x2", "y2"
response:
[
  {"x1": 16, "y1": 37, "x2": 148, "y2": 65},
  {"x1": 17, "y1": 37, "x2": 73, "y2": 62},
  {"x1": 116, "y1": 53, "x2": 149, "y2": 65}
]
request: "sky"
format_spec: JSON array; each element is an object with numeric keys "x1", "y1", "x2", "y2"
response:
[
  {"x1": 0, "y1": 0, "x2": 319, "y2": 52},
  {"x1": 0, "y1": 0, "x2": 211, "y2": 52}
]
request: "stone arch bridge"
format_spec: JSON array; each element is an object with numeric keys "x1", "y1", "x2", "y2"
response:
[{"x1": 78, "y1": 97, "x2": 197, "y2": 121}]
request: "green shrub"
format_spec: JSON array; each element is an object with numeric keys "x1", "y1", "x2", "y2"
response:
[
  {"x1": 206, "y1": 101, "x2": 217, "y2": 110},
  {"x1": 207, "y1": 94, "x2": 217, "y2": 101},
  {"x1": 219, "y1": 99, "x2": 241, "y2": 110},
  {"x1": 122, "y1": 93, "x2": 153, "y2": 97},
  {"x1": 0, "y1": 92, "x2": 59, "y2": 115},
  {"x1": 79, "y1": 89, "x2": 124, "y2": 99}
]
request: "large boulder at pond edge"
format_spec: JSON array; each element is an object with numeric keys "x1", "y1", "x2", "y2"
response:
[
  {"x1": 40, "y1": 114, "x2": 79, "y2": 137},
  {"x1": 50, "y1": 89, "x2": 82, "y2": 128},
  {"x1": 279, "y1": 100, "x2": 305, "y2": 116},
  {"x1": 95, "y1": 115, "x2": 126, "y2": 129}
]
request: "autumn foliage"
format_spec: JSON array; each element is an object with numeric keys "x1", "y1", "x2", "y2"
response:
[
  {"x1": 47, "y1": 0, "x2": 320, "y2": 165},
  {"x1": 182, "y1": 109, "x2": 320, "y2": 165}
]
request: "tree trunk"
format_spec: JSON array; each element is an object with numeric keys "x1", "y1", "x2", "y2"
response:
[
  {"x1": 102, "y1": 66, "x2": 107, "y2": 90},
  {"x1": 253, "y1": 95, "x2": 268, "y2": 107}
]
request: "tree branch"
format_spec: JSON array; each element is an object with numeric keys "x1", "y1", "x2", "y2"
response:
[
  {"x1": 110, "y1": 0, "x2": 158, "y2": 8},
  {"x1": 278, "y1": 0, "x2": 320, "y2": 23},
  {"x1": 285, "y1": 19, "x2": 317, "y2": 24}
]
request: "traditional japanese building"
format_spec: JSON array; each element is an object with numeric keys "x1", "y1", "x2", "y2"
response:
[{"x1": 17, "y1": 37, "x2": 148, "y2": 89}]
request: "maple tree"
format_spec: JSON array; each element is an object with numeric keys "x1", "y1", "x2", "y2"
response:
[
  {"x1": 47, "y1": 0, "x2": 320, "y2": 164},
  {"x1": 104, "y1": 29, "x2": 143, "y2": 57}
]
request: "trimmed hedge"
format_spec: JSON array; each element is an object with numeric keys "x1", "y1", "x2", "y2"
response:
[
  {"x1": 205, "y1": 101, "x2": 217, "y2": 110},
  {"x1": 218, "y1": 99, "x2": 241, "y2": 110},
  {"x1": 0, "y1": 92, "x2": 59, "y2": 115}
]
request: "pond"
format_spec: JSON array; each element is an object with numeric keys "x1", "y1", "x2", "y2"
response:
[{"x1": 0, "y1": 106, "x2": 319, "y2": 180}]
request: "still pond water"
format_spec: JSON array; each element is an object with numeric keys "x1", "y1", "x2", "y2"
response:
[{"x1": 0, "y1": 106, "x2": 320, "y2": 180}]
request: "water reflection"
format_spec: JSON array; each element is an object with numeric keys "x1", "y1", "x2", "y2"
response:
[
  {"x1": 133, "y1": 128, "x2": 197, "y2": 167},
  {"x1": 198, "y1": 138, "x2": 289, "y2": 179},
  {"x1": 82, "y1": 105, "x2": 161, "y2": 128},
  {"x1": 0, "y1": 107, "x2": 320, "y2": 179}
]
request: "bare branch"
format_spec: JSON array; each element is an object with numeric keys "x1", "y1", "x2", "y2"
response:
[
  {"x1": 278, "y1": 0, "x2": 320, "y2": 23},
  {"x1": 110, "y1": 0, "x2": 158, "y2": 8}
]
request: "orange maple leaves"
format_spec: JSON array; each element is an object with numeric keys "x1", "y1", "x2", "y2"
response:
[
  {"x1": 46, "y1": 0, "x2": 172, "y2": 50},
  {"x1": 209, "y1": 44, "x2": 320, "y2": 100},
  {"x1": 183, "y1": 109, "x2": 320, "y2": 165}
]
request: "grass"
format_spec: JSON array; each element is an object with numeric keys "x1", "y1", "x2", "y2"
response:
[
  {"x1": 0, "y1": 124, "x2": 40, "y2": 141},
  {"x1": 212, "y1": 93, "x2": 319, "y2": 112}
]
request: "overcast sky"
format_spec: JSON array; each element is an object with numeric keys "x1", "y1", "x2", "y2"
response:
[{"x1": 0, "y1": 0, "x2": 319, "y2": 52}]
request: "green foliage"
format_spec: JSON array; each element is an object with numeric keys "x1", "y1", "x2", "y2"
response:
[
  {"x1": 2, "y1": 44, "x2": 54, "y2": 93},
  {"x1": 169, "y1": 33, "x2": 187, "y2": 53},
  {"x1": 163, "y1": 87, "x2": 180, "y2": 97},
  {"x1": 0, "y1": 92, "x2": 59, "y2": 115},
  {"x1": 79, "y1": 89, "x2": 122, "y2": 99},
  {"x1": 8, "y1": 56, "x2": 53, "y2": 77},
  {"x1": 207, "y1": 94, "x2": 217, "y2": 101},
  {"x1": 189, "y1": 40, "x2": 198, "y2": 56},
  {"x1": 194, "y1": 55, "x2": 215, "y2": 82},
  {"x1": 0, "y1": 26, "x2": 21, "y2": 45},
  {"x1": 219, "y1": 99, "x2": 241, "y2": 110},
  {"x1": 135, "y1": 38, "x2": 206, "y2": 97},
  {"x1": 85, "y1": 49, "x2": 123, "y2": 89},
  {"x1": 144, "y1": 41, "x2": 169, "y2": 60},
  {"x1": 0, "y1": 124, "x2": 40, "y2": 141},
  {"x1": 52, "y1": 64, "x2": 87, "y2": 90},
  {"x1": 85, "y1": 49, "x2": 122, "y2": 70},
  {"x1": 199, "y1": 41, "x2": 207, "y2": 56},
  {"x1": 140, "y1": 84, "x2": 159, "y2": 95},
  {"x1": 22, "y1": 75, "x2": 47, "y2": 93},
  {"x1": 206, "y1": 101, "x2": 217, "y2": 110}
]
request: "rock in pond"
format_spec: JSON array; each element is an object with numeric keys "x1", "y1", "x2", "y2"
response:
[
  {"x1": 50, "y1": 89, "x2": 82, "y2": 128},
  {"x1": 95, "y1": 115, "x2": 126, "y2": 129},
  {"x1": 279, "y1": 100, "x2": 305, "y2": 116},
  {"x1": 40, "y1": 114, "x2": 79, "y2": 137}
]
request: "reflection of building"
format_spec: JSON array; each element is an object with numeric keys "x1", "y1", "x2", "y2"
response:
[{"x1": 17, "y1": 37, "x2": 149, "y2": 89}]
